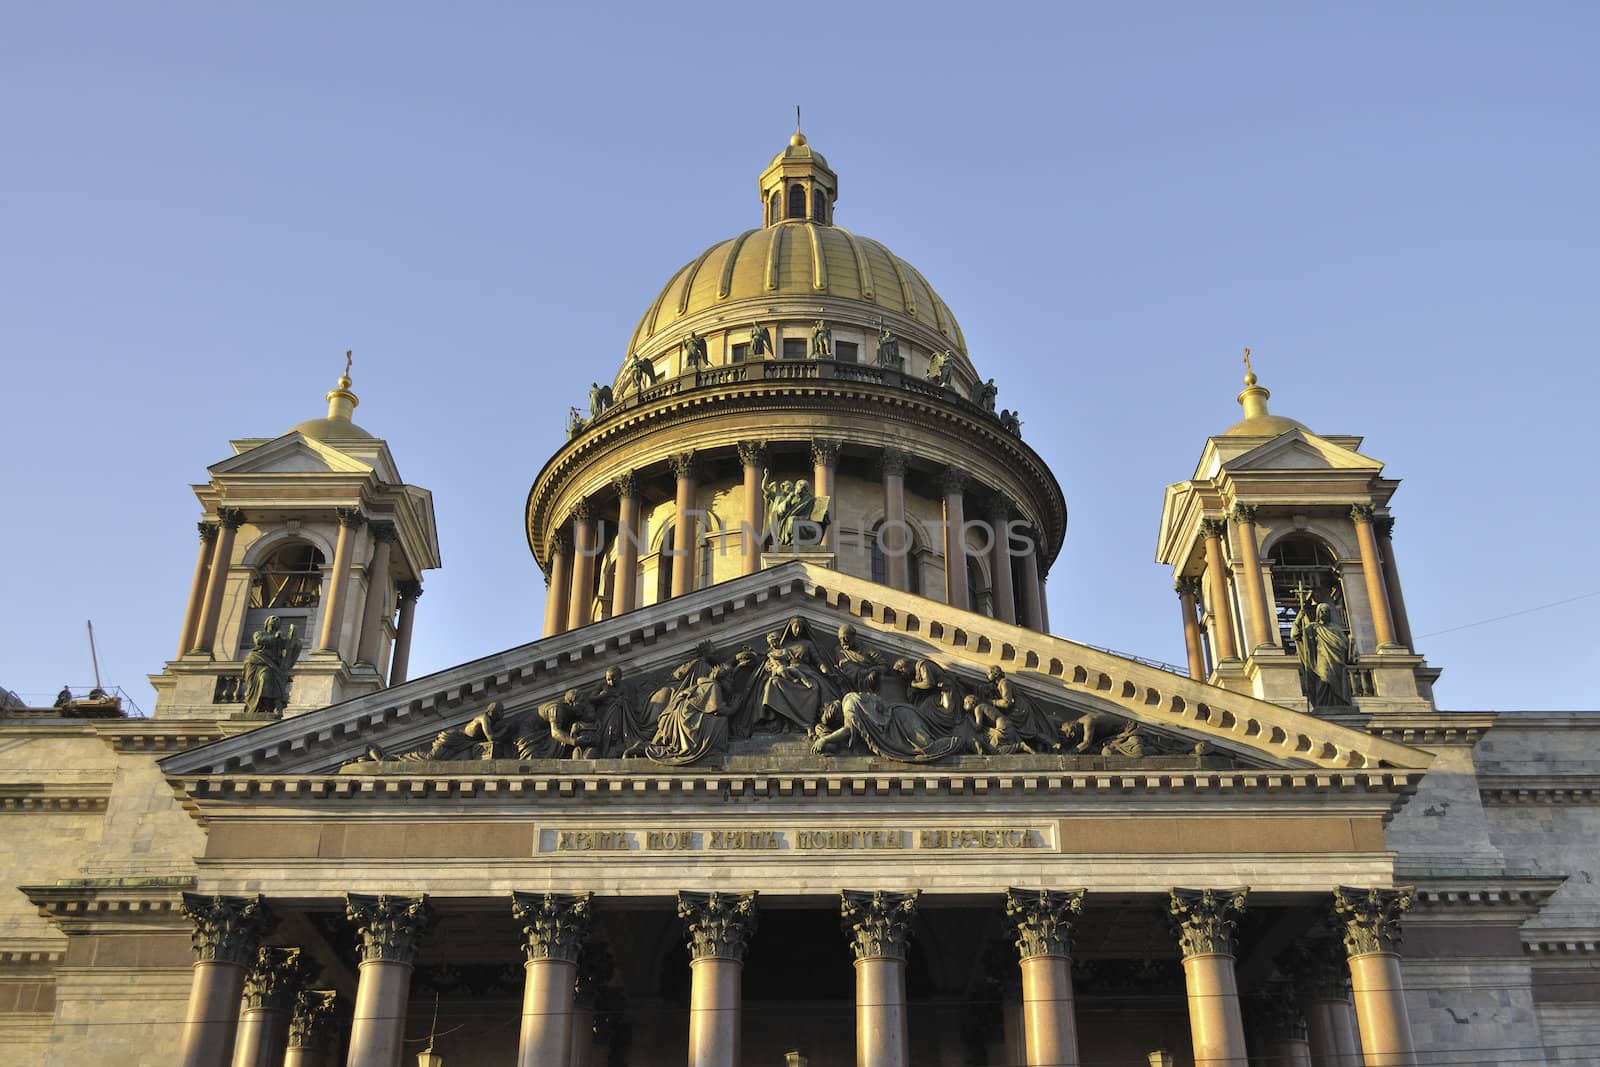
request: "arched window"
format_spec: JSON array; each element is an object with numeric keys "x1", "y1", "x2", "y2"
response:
[
  {"x1": 812, "y1": 188, "x2": 827, "y2": 222},
  {"x1": 1269, "y1": 535, "x2": 1349, "y2": 649},
  {"x1": 871, "y1": 520, "x2": 924, "y2": 595},
  {"x1": 768, "y1": 191, "x2": 780, "y2": 225},
  {"x1": 966, "y1": 559, "x2": 988, "y2": 618},
  {"x1": 249, "y1": 542, "x2": 325, "y2": 608},
  {"x1": 787, "y1": 184, "x2": 806, "y2": 220},
  {"x1": 656, "y1": 527, "x2": 675, "y2": 603}
]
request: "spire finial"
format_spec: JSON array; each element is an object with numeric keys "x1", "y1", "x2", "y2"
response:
[
  {"x1": 325, "y1": 349, "x2": 359, "y2": 422},
  {"x1": 1242, "y1": 346, "x2": 1256, "y2": 386},
  {"x1": 790, "y1": 105, "x2": 807, "y2": 147},
  {"x1": 1235, "y1": 345, "x2": 1271, "y2": 421}
]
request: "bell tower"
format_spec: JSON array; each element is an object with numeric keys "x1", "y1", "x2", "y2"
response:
[
  {"x1": 1155, "y1": 353, "x2": 1438, "y2": 713},
  {"x1": 151, "y1": 356, "x2": 442, "y2": 720}
]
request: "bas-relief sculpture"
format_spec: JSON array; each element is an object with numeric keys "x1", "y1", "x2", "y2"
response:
[
  {"x1": 241, "y1": 615, "x2": 301, "y2": 718},
  {"x1": 348, "y1": 621, "x2": 1217, "y2": 770}
]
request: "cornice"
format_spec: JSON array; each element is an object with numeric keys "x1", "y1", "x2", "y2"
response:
[
  {"x1": 95, "y1": 721, "x2": 229, "y2": 754},
  {"x1": 0, "y1": 783, "x2": 112, "y2": 813},
  {"x1": 21, "y1": 877, "x2": 197, "y2": 932},
  {"x1": 1400, "y1": 875, "x2": 1565, "y2": 923},
  {"x1": 1478, "y1": 775, "x2": 1600, "y2": 805}
]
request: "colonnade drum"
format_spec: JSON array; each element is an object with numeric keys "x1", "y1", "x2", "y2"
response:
[{"x1": 173, "y1": 885, "x2": 1417, "y2": 1067}]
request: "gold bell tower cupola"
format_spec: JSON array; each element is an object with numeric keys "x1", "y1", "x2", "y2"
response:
[
  {"x1": 1155, "y1": 351, "x2": 1438, "y2": 715},
  {"x1": 759, "y1": 113, "x2": 838, "y2": 226}
]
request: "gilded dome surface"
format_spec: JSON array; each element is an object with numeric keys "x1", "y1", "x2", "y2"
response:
[{"x1": 622, "y1": 221, "x2": 967, "y2": 371}]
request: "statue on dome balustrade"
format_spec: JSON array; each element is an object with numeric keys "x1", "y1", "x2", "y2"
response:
[
  {"x1": 749, "y1": 322, "x2": 774, "y2": 359},
  {"x1": 926, "y1": 349, "x2": 954, "y2": 387},
  {"x1": 874, "y1": 321, "x2": 901, "y2": 368},
  {"x1": 625, "y1": 352, "x2": 658, "y2": 395},
  {"x1": 241, "y1": 615, "x2": 301, "y2": 718},
  {"x1": 567, "y1": 407, "x2": 587, "y2": 438},
  {"x1": 811, "y1": 319, "x2": 833, "y2": 358},
  {"x1": 999, "y1": 408, "x2": 1023, "y2": 437},
  {"x1": 977, "y1": 377, "x2": 998, "y2": 412},
  {"x1": 588, "y1": 382, "x2": 613, "y2": 418},
  {"x1": 681, "y1": 331, "x2": 709, "y2": 371}
]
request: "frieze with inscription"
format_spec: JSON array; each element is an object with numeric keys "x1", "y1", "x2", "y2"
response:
[
  {"x1": 342, "y1": 620, "x2": 1233, "y2": 771},
  {"x1": 542, "y1": 825, "x2": 1051, "y2": 854}
]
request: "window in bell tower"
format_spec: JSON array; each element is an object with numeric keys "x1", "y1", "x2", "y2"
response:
[
  {"x1": 1269, "y1": 535, "x2": 1350, "y2": 650},
  {"x1": 249, "y1": 542, "x2": 325, "y2": 609},
  {"x1": 768, "y1": 191, "x2": 780, "y2": 225},
  {"x1": 812, "y1": 188, "x2": 827, "y2": 222},
  {"x1": 787, "y1": 184, "x2": 806, "y2": 220}
]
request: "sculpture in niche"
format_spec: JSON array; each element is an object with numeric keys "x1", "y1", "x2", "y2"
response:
[
  {"x1": 761, "y1": 471, "x2": 829, "y2": 547},
  {"x1": 241, "y1": 615, "x2": 301, "y2": 718},
  {"x1": 749, "y1": 322, "x2": 774, "y2": 360},
  {"x1": 343, "y1": 624, "x2": 1224, "y2": 770},
  {"x1": 926, "y1": 349, "x2": 954, "y2": 387},
  {"x1": 588, "y1": 382, "x2": 613, "y2": 418},
  {"x1": 811, "y1": 320, "x2": 833, "y2": 358},
  {"x1": 625, "y1": 352, "x2": 658, "y2": 395},
  {"x1": 1292, "y1": 596, "x2": 1354, "y2": 710}
]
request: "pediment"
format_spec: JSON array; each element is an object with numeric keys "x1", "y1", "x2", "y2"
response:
[
  {"x1": 161, "y1": 565, "x2": 1432, "y2": 783},
  {"x1": 1224, "y1": 430, "x2": 1380, "y2": 473},
  {"x1": 210, "y1": 433, "x2": 374, "y2": 476}
]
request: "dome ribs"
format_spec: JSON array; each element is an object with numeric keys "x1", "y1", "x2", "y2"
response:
[
  {"x1": 717, "y1": 230, "x2": 756, "y2": 300},
  {"x1": 903, "y1": 262, "x2": 947, "y2": 334},
  {"x1": 805, "y1": 222, "x2": 828, "y2": 292},
  {"x1": 836, "y1": 226, "x2": 876, "y2": 301},
  {"x1": 675, "y1": 241, "x2": 721, "y2": 318},
  {"x1": 764, "y1": 223, "x2": 785, "y2": 292},
  {"x1": 867, "y1": 236, "x2": 917, "y2": 318}
]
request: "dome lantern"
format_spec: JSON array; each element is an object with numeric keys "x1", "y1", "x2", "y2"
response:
[{"x1": 759, "y1": 113, "x2": 837, "y2": 227}]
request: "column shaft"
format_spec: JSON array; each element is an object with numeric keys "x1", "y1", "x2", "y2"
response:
[
  {"x1": 1178, "y1": 581, "x2": 1207, "y2": 680},
  {"x1": 544, "y1": 537, "x2": 572, "y2": 638},
  {"x1": 811, "y1": 440, "x2": 839, "y2": 553},
  {"x1": 1037, "y1": 572, "x2": 1050, "y2": 631},
  {"x1": 1232, "y1": 508, "x2": 1275, "y2": 650},
  {"x1": 1269, "y1": 1037, "x2": 1315, "y2": 1067},
  {"x1": 1021, "y1": 955, "x2": 1079, "y2": 1067},
  {"x1": 1305, "y1": 998, "x2": 1362, "y2": 1067},
  {"x1": 317, "y1": 510, "x2": 364, "y2": 654},
  {"x1": 284, "y1": 1048, "x2": 329, "y2": 1067},
  {"x1": 178, "y1": 961, "x2": 248, "y2": 1067},
  {"x1": 689, "y1": 956, "x2": 742, "y2": 1067},
  {"x1": 941, "y1": 472, "x2": 969, "y2": 611},
  {"x1": 671, "y1": 455, "x2": 699, "y2": 597},
  {"x1": 232, "y1": 1006, "x2": 288, "y2": 1067},
  {"x1": 347, "y1": 960, "x2": 411, "y2": 1067},
  {"x1": 355, "y1": 527, "x2": 395, "y2": 667},
  {"x1": 179, "y1": 524, "x2": 218, "y2": 657},
  {"x1": 881, "y1": 454, "x2": 910, "y2": 592},
  {"x1": 193, "y1": 510, "x2": 244, "y2": 654},
  {"x1": 567, "y1": 508, "x2": 598, "y2": 631},
  {"x1": 1201, "y1": 521, "x2": 1240, "y2": 661},
  {"x1": 739, "y1": 448, "x2": 764, "y2": 575},
  {"x1": 389, "y1": 584, "x2": 419, "y2": 685},
  {"x1": 855, "y1": 957, "x2": 909, "y2": 1067},
  {"x1": 1350, "y1": 508, "x2": 1398, "y2": 648},
  {"x1": 1376, "y1": 522, "x2": 1415, "y2": 649},
  {"x1": 570, "y1": 1004, "x2": 595, "y2": 1067},
  {"x1": 1017, "y1": 535, "x2": 1043, "y2": 630},
  {"x1": 989, "y1": 505, "x2": 1017, "y2": 625},
  {"x1": 1348, "y1": 953, "x2": 1416, "y2": 1066},
  {"x1": 518, "y1": 959, "x2": 577, "y2": 1067},
  {"x1": 1182, "y1": 953, "x2": 1249, "y2": 1067},
  {"x1": 614, "y1": 476, "x2": 641, "y2": 612}
]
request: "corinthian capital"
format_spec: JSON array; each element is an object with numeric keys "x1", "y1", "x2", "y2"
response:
[
  {"x1": 613, "y1": 471, "x2": 639, "y2": 499},
  {"x1": 1198, "y1": 517, "x2": 1229, "y2": 540},
  {"x1": 878, "y1": 448, "x2": 909, "y2": 478},
  {"x1": 937, "y1": 468, "x2": 968, "y2": 497},
  {"x1": 1231, "y1": 503, "x2": 1259, "y2": 525},
  {"x1": 241, "y1": 946, "x2": 316, "y2": 1011},
  {"x1": 1174, "y1": 575, "x2": 1203, "y2": 598},
  {"x1": 668, "y1": 450, "x2": 700, "y2": 480},
  {"x1": 216, "y1": 507, "x2": 247, "y2": 530},
  {"x1": 678, "y1": 891, "x2": 759, "y2": 962},
  {"x1": 810, "y1": 438, "x2": 840, "y2": 467},
  {"x1": 1333, "y1": 886, "x2": 1413, "y2": 957},
  {"x1": 336, "y1": 507, "x2": 367, "y2": 530},
  {"x1": 512, "y1": 891, "x2": 593, "y2": 964},
  {"x1": 287, "y1": 989, "x2": 340, "y2": 1050},
  {"x1": 1349, "y1": 504, "x2": 1376, "y2": 524},
  {"x1": 1169, "y1": 887, "x2": 1249, "y2": 958},
  {"x1": 1005, "y1": 887, "x2": 1085, "y2": 960},
  {"x1": 197, "y1": 521, "x2": 219, "y2": 544},
  {"x1": 841, "y1": 889, "x2": 919, "y2": 961},
  {"x1": 736, "y1": 440, "x2": 768, "y2": 468},
  {"x1": 181, "y1": 892, "x2": 274, "y2": 966},
  {"x1": 345, "y1": 893, "x2": 432, "y2": 965}
]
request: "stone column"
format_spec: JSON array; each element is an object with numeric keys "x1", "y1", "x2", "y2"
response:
[
  {"x1": 355, "y1": 523, "x2": 398, "y2": 668},
  {"x1": 193, "y1": 507, "x2": 245, "y2": 655},
  {"x1": 1199, "y1": 519, "x2": 1240, "y2": 662},
  {"x1": 179, "y1": 522, "x2": 220, "y2": 657},
  {"x1": 512, "y1": 891, "x2": 592, "y2": 1067},
  {"x1": 568, "y1": 502, "x2": 598, "y2": 631},
  {"x1": 1176, "y1": 577, "x2": 1207, "y2": 680},
  {"x1": 1005, "y1": 888, "x2": 1085, "y2": 1067},
  {"x1": 1349, "y1": 507, "x2": 1400, "y2": 650},
  {"x1": 1374, "y1": 518, "x2": 1415, "y2": 650},
  {"x1": 678, "y1": 891, "x2": 759, "y2": 1067},
  {"x1": 613, "y1": 473, "x2": 641, "y2": 613},
  {"x1": 569, "y1": 942, "x2": 613, "y2": 1067},
  {"x1": 1169, "y1": 888, "x2": 1251, "y2": 1067},
  {"x1": 1289, "y1": 939, "x2": 1361, "y2": 1067},
  {"x1": 388, "y1": 582, "x2": 421, "y2": 686},
  {"x1": 177, "y1": 892, "x2": 274, "y2": 1067},
  {"x1": 811, "y1": 439, "x2": 840, "y2": 552},
  {"x1": 1334, "y1": 886, "x2": 1418, "y2": 1065},
  {"x1": 284, "y1": 990, "x2": 340, "y2": 1067},
  {"x1": 939, "y1": 469, "x2": 970, "y2": 611},
  {"x1": 1231, "y1": 505, "x2": 1275, "y2": 650},
  {"x1": 544, "y1": 530, "x2": 572, "y2": 638},
  {"x1": 345, "y1": 893, "x2": 432, "y2": 1067},
  {"x1": 669, "y1": 451, "x2": 700, "y2": 597},
  {"x1": 841, "y1": 889, "x2": 919, "y2": 1067},
  {"x1": 317, "y1": 508, "x2": 366, "y2": 654},
  {"x1": 1251, "y1": 985, "x2": 1313, "y2": 1067},
  {"x1": 1016, "y1": 527, "x2": 1044, "y2": 631},
  {"x1": 233, "y1": 947, "x2": 314, "y2": 1067},
  {"x1": 737, "y1": 442, "x2": 767, "y2": 575},
  {"x1": 987, "y1": 499, "x2": 1018, "y2": 624},
  {"x1": 1038, "y1": 573, "x2": 1051, "y2": 631},
  {"x1": 879, "y1": 449, "x2": 910, "y2": 592}
]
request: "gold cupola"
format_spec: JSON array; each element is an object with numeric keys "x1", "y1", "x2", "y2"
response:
[{"x1": 759, "y1": 117, "x2": 838, "y2": 226}]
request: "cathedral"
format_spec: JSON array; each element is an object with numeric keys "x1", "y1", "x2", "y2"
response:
[{"x1": 1, "y1": 129, "x2": 1595, "y2": 1067}]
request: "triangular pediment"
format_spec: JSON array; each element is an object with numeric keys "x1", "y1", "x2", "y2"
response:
[
  {"x1": 161, "y1": 564, "x2": 1432, "y2": 782},
  {"x1": 1224, "y1": 429, "x2": 1381, "y2": 473},
  {"x1": 210, "y1": 433, "x2": 374, "y2": 476}
]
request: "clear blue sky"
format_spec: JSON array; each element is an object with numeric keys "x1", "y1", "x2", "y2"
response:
[{"x1": 3, "y1": 2, "x2": 1595, "y2": 711}]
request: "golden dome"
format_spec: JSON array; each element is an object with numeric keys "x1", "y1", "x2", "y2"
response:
[
  {"x1": 1220, "y1": 351, "x2": 1308, "y2": 436},
  {"x1": 289, "y1": 353, "x2": 376, "y2": 442},
  {"x1": 623, "y1": 222, "x2": 967, "y2": 368}
]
